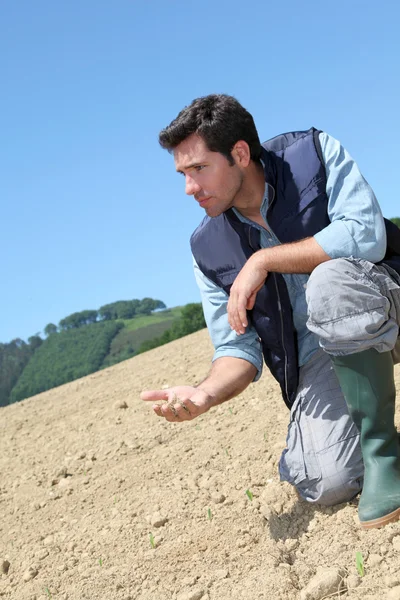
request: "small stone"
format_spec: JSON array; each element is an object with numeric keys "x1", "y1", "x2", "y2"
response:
[
  {"x1": 300, "y1": 568, "x2": 345, "y2": 600},
  {"x1": 67, "y1": 542, "x2": 77, "y2": 552},
  {"x1": 260, "y1": 504, "x2": 273, "y2": 520},
  {"x1": 23, "y1": 567, "x2": 38, "y2": 582},
  {"x1": 150, "y1": 513, "x2": 168, "y2": 528},
  {"x1": 37, "y1": 550, "x2": 49, "y2": 560},
  {"x1": 114, "y1": 399, "x2": 128, "y2": 409},
  {"x1": 236, "y1": 539, "x2": 247, "y2": 548},
  {"x1": 181, "y1": 577, "x2": 197, "y2": 587},
  {"x1": 177, "y1": 589, "x2": 204, "y2": 600},
  {"x1": 393, "y1": 536, "x2": 400, "y2": 552},
  {"x1": 43, "y1": 535, "x2": 54, "y2": 546},
  {"x1": 346, "y1": 574, "x2": 361, "y2": 589},
  {"x1": 368, "y1": 553, "x2": 383, "y2": 567},
  {"x1": 215, "y1": 569, "x2": 229, "y2": 579},
  {"x1": 58, "y1": 478, "x2": 70, "y2": 488},
  {"x1": 1, "y1": 560, "x2": 10, "y2": 574},
  {"x1": 385, "y1": 575, "x2": 400, "y2": 588},
  {"x1": 210, "y1": 493, "x2": 225, "y2": 504}
]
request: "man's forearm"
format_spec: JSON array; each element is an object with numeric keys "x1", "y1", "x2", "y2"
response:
[
  {"x1": 255, "y1": 236, "x2": 331, "y2": 274},
  {"x1": 197, "y1": 356, "x2": 257, "y2": 406}
]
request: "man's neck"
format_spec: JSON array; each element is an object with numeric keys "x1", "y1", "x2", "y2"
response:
[{"x1": 232, "y1": 161, "x2": 266, "y2": 222}]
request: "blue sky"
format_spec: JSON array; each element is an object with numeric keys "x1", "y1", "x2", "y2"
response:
[{"x1": 1, "y1": 0, "x2": 399, "y2": 343}]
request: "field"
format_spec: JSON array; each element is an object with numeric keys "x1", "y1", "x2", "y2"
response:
[
  {"x1": 1, "y1": 329, "x2": 400, "y2": 600},
  {"x1": 102, "y1": 308, "x2": 183, "y2": 367}
]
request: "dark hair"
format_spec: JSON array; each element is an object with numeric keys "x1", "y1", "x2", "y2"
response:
[{"x1": 159, "y1": 94, "x2": 262, "y2": 165}]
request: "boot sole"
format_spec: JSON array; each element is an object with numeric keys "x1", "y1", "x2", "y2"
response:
[{"x1": 360, "y1": 506, "x2": 400, "y2": 529}]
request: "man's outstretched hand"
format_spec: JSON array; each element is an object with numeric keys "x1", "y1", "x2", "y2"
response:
[{"x1": 140, "y1": 385, "x2": 214, "y2": 422}]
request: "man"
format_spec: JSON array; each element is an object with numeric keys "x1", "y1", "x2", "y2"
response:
[{"x1": 141, "y1": 94, "x2": 400, "y2": 529}]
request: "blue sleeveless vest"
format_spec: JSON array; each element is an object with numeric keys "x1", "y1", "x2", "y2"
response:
[{"x1": 191, "y1": 128, "x2": 400, "y2": 409}]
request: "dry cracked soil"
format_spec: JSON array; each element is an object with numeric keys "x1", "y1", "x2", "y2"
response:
[{"x1": 1, "y1": 329, "x2": 400, "y2": 600}]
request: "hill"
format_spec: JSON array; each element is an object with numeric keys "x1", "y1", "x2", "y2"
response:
[
  {"x1": 1, "y1": 330, "x2": 400, "y2": 599},
  {"x1": 2, "y1": 305, "x2": 201, "y2": 406},
  {"x1": 102, "y1": 307, "x2": 183, "y2": 368}
]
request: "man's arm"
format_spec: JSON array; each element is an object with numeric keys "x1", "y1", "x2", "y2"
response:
[
  {"x1": 141, "y1": 356, "x2": 257, "y2": 422},
  {"x1": 228, "y1": 132, "x2": 387, "y2": 334},
  {"x1": 140, "y1": 258, "x2": 263, "y2": 422},
  {"x1": 227, "y1": 237, "x2": 331, "y2": 334}
]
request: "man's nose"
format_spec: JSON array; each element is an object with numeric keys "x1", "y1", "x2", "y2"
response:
[{"x1": 185, "y1": 175, "x2": 200, "y2": 196}]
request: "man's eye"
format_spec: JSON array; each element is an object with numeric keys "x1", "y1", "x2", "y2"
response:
[{"x1": 195, "y1": 165, "x2": 205, "y2": 172}]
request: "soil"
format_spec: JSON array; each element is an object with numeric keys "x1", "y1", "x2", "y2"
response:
[{"x1": 1, "y1": 329, "x2": 400, "y2": 600}]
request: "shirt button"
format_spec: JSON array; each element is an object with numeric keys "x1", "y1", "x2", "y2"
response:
[{"x1": 303, "y1": 284, "x2": 307, "y2": 289}]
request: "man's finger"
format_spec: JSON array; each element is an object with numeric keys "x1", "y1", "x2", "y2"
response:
[
  {"x1": 237, "y1": 295, "x2": 248, "y2": 330},
  {"x1": 153, "y1": 404, "x2": 164, "y2": 417},
  {"x1": 141, "y1": 390, "x2": 169, "y2": 401}
]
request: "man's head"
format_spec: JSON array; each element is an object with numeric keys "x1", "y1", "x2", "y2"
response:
[{"x1": 159, "y1": 94, "x2": 263, "y2": 217}]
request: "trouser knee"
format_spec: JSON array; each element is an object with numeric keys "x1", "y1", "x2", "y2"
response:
[
  {"x1": 294, "y1": 470, "x2": 363, "y2": 507},
  {"x1": 306, "y1": 257, "x2": 399, "y2": 354}
]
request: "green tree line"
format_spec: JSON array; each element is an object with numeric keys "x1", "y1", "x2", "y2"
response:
[{"x1": 46, "y1": 297, "x2": 166, "y2": 333}]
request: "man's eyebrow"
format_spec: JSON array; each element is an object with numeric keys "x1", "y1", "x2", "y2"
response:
[{"x1": 176, "y1": 162, "x2": 204, "y2": 173}]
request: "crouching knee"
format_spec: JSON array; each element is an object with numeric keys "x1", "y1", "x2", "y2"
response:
[{"x1": 293, "y1": 470, "x2": 363, "y2": 507}]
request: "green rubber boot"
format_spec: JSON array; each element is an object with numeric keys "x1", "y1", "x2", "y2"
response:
[{"x1": 332, "y1": 349, "x2": 400, "y2": 529}]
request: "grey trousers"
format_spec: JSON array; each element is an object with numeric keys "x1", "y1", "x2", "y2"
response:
[{"x1": 279, "y1": 258, "x2": 400, "y2": 506}]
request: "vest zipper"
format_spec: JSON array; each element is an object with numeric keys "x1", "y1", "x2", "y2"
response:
[{"x1": 273, "y1": 273, "x2": 289, "y2": 403}]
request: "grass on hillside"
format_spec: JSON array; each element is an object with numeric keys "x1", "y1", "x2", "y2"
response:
[
  {"x1": 119, "y1": 307, "x2": 183, "y2": 331},
  {"x1": 101, "y1": 307, "x2": 183, "y2": 368}
]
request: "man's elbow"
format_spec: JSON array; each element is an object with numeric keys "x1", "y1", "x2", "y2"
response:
[{"x1": 359, "y1": 236, "x2": 387, "y2": 263}]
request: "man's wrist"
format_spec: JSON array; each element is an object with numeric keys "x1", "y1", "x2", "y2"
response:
[
  {"x1": 254, "y1": 248, "x2": 270, "y2": 273},
  {"x1": 195, "y1": 384, "x2": 219, "y2": 406}
]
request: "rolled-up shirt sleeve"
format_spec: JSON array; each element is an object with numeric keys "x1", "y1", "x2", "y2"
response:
[
  {"x1": 314, "y1": 132, "x2": 386, "y2": 263},
  {"x1": 193, "y1": 257, "x2": 263, "y2": 381}
]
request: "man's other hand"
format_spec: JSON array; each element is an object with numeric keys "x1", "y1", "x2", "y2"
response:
[
  {"x1": 228, "y1": 254, "x2": 268, "y2": 335},
  {"x1": 140, "y1": 385, "x2": 214, "y2": 422}
]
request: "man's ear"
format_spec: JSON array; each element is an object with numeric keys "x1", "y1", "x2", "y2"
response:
[{"x1": 231, "y1": 140, "x2": 251, "y2": 167}]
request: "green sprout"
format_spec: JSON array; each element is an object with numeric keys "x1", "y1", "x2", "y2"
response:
[
  {"x1": 245, "y1": 489, "x2": 253, "y2": 501},
  {"x1": 99, "y1": 558, "x2": 103, "y2": 567},
  {"x1": 356, "y1": 551, "x2": 365, "y2": 577},
  {"x1": 207, "y1": 508, "x2": 212, "y2": 521},
  {"x1": 45, "y1": 588, "x2": 52, "y2": 599},
  {"x1": 149, "y1": 532, "x2": 156, "y2": 549},
  {"x1": 229, "y1": 407, "x2": 234, "y2": 415}
]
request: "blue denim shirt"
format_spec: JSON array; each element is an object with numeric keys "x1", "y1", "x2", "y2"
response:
[{"x1": 193, "y1": 132, "x2": 386, "y2": 379}]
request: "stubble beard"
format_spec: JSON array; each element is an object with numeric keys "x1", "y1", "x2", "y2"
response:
[{"x1": 205, "y1": 171, "x2": 245, "y2": 218}]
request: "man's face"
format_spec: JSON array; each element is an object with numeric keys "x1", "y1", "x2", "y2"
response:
[{"x1": 173, "y1": 134, "x2": 244, "y2": 217}]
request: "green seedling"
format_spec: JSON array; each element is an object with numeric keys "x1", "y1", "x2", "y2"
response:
[
  {"x1": 149, "y1": 532, "x2": 156, "y2": 549},
  {"x1": 195, "y1": 425, "x2": 201, "y2": 430},
  {"x1": 99, "y1": 558, "x2": 103, "y2": 567},
  {"x1": 356, "y1": 551, "x2": 365, "y2": 577},
  {"x1": 207, "y1": 508, "x2": 212, "y2": 521},
  {"x1": 229, "y1": 407, "x2": 234, "y2": 415},
  {"x1": 245, "y1": 489, "x2": 253, "y2": 501},
  {"x1": 224, "y1": 448, "x2": 230, "y2": 457},
  {"x1": 45, "y1": 587, "x2": 52, "y2": 599}
]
